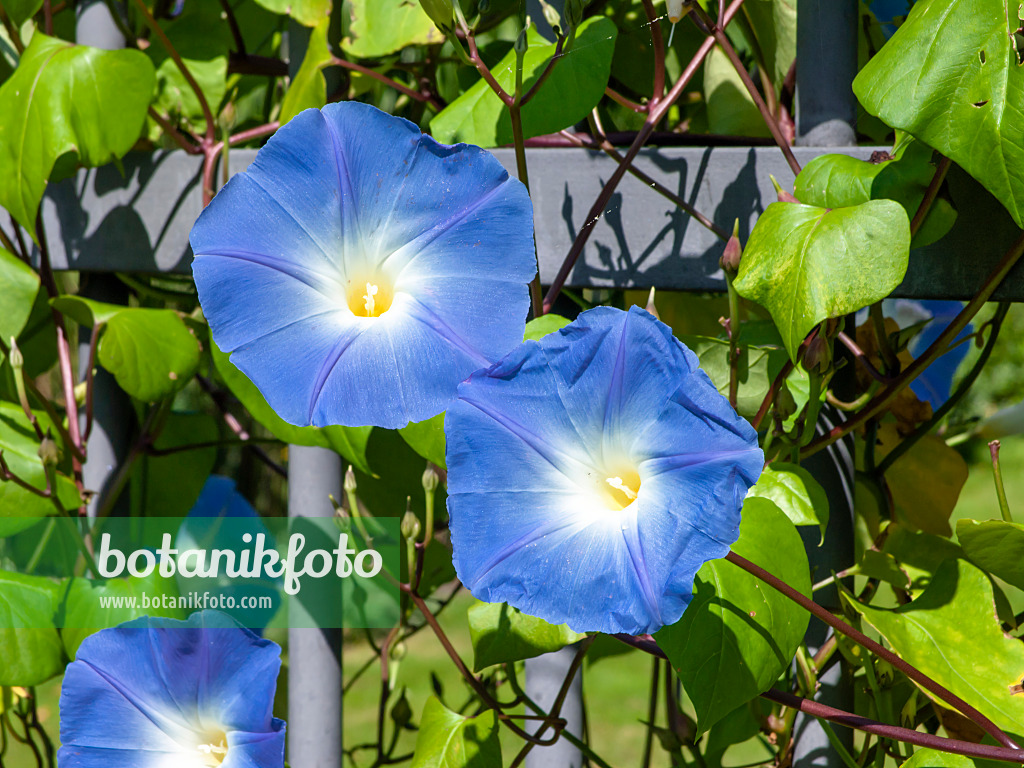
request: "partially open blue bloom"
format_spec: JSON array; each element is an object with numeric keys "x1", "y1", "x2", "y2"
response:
[
  {"x1": 59, "y1": 611, "x2": 285, "y2": 768},
  {"x1": 191, "y1": 102, "x2": 536, "y2": 429},
  {"x1": 446, "y1": 306, "x2": 764, "y2": 635}
]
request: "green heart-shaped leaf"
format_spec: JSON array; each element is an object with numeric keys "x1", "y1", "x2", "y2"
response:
[
  {"x1": 0, "y1": 570, "x2": 64, "y2": 686},
  {"x1": 411, "y1": 696, "x2": 501, "y2": 768},
  {"x1": 343, "y1": 0, "x2": 443, "y2": 58},
  {"x1": 0, "y1": 34, "x2": 155, "y2": 237},
  {"x1": 733, "y1": 200, "x2": 910, "y2": 359},
  {"x1": 853, "y1": 0, "x2": 1024, "y2": 226},
  {"x1": 657, "y1": 497, "x2": 811, "y2": 733},
  {"x1": 468, "y1": 600, "x2": 586, "y2": 672}
]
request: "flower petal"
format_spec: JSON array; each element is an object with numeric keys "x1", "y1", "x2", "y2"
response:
[
  {"x1": 446, "y1": 307, "x2": 763, "y2": 634},
  {"x1": 60, "y1": 612, "x2": 283, "y2": 758},
  {"x1": 191, "y1": 103, "x2": 535, "y2": 428}
]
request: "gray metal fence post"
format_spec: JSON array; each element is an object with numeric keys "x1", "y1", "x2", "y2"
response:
[
  {"x1": 796, "y1": 0, "x2": 858, "y2": 146},
  {"x1": 283, "y1": 23, "x2": 343, "y2": 768},
  {"x1": 794, "y1": 3, "x2": 859, "y2": 766},
  {"x1": 288, "y1": 445, "x2": 344, "y2": 768},
  {"x1": 75, "y1": 1, "x2": 131, "y2": 521}
]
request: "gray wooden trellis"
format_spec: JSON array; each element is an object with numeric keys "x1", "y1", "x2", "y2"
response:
[{"x1": 43, "y1": 0, "x2": 1024, "y2": 767}]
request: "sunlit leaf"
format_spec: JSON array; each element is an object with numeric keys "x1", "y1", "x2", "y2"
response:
[
  {"x1": 98, "y1": 308, "x2": 201, "y2": 402},
  {"x1": 252, "y1": 0, "x2": 329, "y2": 27},
  {"x1": 343, "y1": 0, "x2": 443, "y2": 58},
  {"x1": 399, "y1": 413, "x2": 446, "y2": 469},
  {"x1": 0, "y1": 570, "x2": 63, "y2": 686},
  {"x1": 280, "y1": 18, "x2": 333, "y2": 125},
  {"x1": 0, "y1": 248, "x2": 39, "y2": 345},
  {"x1": 847, "y1": 558, "x2": 1024, "y2": 735},
  {"x1": 746, "y1": 462, "x2": 829, "y2": 542},
  {"x1": 431, "y1": 18, "x2": 617, "y2": 147},
  {"x1": 853, "y1": 0, "x2": 1024, "y2": 226},
  {"x1": 794, "y1": 137, "x2": 957, "y2": 248},
  {"x1": 411, "y1": 696, "x2": 501, "y2": 768},
  {"x1": 957, "y1": 518, "x2": 1024, "y2": 591},
  {"x1": 733, "y1": 199, "x2": 910, "y2": 359},
  {"x1": 0, "y1": 34, "x2": 155, "y2": 237}
]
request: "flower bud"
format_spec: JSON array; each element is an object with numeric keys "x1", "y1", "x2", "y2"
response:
[
  {"x1": 9, "y1": 336, "x2": 23, "y2": 370},
  {"x1": 666, "y1": 0, "x2": 686, "y2": 23},
  {"x1": 770, "y1": 174, "x2": 799, "y2": 203},
  {"x1": 390, "y1": 689, "x2": 413, "y2": 727},
  {"x1": 720, "y1": 219, "x2": 742, "y2": 274},
  {"x1": 344, "y1": 465, "x2": 358, "y2": 493},
  {"x1": 802, "y1": 335, "x2": 831, "y2": 374},
  {"x1": 401, "y1": 509, "x2": 422, "y2": 542},
  {"x1": 538, "y1": 0, "x2": 561, "y2": 31},
  {"x1": 775, "y1": 383, "x2": 797, "y2": 422},
  {"x1": 37, "y1": 433, "x2": 59, "y2": 468},
  {"x1": 514, "y1": 25, "x2": 529, "y2": 55},
  {"x1": 419, "y1": 0, "x2": 455, "y2": 32},
  {"x1": 422, "y1": 464, "x2": 439, "y2": 493}
]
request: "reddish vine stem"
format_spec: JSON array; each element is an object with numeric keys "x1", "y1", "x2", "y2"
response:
[
  {"x1": 691, "y1": 5, "x2": 800, "y2": 176},
  {"x1": 724, "y1": 550, "x2": 1021, "y2": 750},
  {"x1": 0, "y1": 452, "x2": 53, "y2": 499},
  {"x1": 762, "y1": 689, "x2": 1024, "y2": 765},
  {"x1": 613, "y1": 628, "x2": 1024, "y2": 762},
  {"x1": 804, "y1": 229, "x2": 1024, "y2": 458},
  {"x1": 544, "y1": 0, "x2": 750, "y2": 312},
  {"x1": 148, "y1": 108, "x2": 202, "y2": 155},
  {"x1": 752, "y1": 359, "x2": 793, "y2": 431},
  {"x1": 229, "y1": 121, "x2": 279, "y2": 146},
  {"x1": 82, "y1": 329, "x2": 101, "y2": 443},
  {"x1": 910, "y1": 155, "x2": 952, "y2": 238},
  {"x1": 402, "y1": 586, "x2": 560, "y2": 746},
  {"x1": 604, "y1": 86, "x2": 647, "y2": 113},
  {"x1": 836, "y1": 331, "x2": 892, "y2": 384},
  {"x1": 465, "y1": 34, "x2": 513, "y2": 105},
  {"x1": 35, "y1": 214, "x2": 87, "y2": 510},
  {"x1": 520, "y1": 36, "x2": 567, "y2": 107},
  {"x1": 132, "y1": 0, "x2": 217, "y2": 141},
  {"x1": 330, "y1": 58, "x2": 444, "y2": 111},
  {"x1": 640, "y1": 0, "x2": 666, "y2": 101}
]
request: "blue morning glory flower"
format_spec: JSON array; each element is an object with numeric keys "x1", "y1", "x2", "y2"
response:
[
  {"x1": 446, "y1": 306, "x2": 764, "y2": 635},
  {"x1": 191, "y1": 102, "x2": 536, "y2": 429},
  {"x1": 59, "y1": 611, "x2": 285, "y2": 768}
]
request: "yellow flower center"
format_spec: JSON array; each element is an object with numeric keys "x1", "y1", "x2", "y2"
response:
[
  {"x1": 601, "y1": 468, "x2": 642, "y2": 511},
  {"x1": 347, "y1": 276, "x2": 394, "y2": 318},
  {"x1": 196, "y1": 730, "x2": 229, "y2": 767}
]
